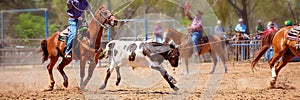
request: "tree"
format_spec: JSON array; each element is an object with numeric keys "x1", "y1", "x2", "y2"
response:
[
  {"x1": 226, "y1": 0, "x2": 259, "y2": 34},
  {"x1": 14, "y1": 13, "x2": 58, "y2": 39}
]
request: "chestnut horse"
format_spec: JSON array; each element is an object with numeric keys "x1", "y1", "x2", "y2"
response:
[
  {"x1": 40, "y1": 5, "x2": 117, "y2": 91},
  {"x1": 251, "y1": 26, "x2": 298, "y2": 87},
  {"x1": 164, "y1": 28, "x2": 228, "y2": 74}
]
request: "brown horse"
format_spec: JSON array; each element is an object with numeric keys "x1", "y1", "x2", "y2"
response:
[
  {"x1": 251, "y1": 26, "x2": 297, "y2": 87},
  {"x1": 40, "y1": 5, "x2": 117, "y2": 91},
  {"x1": 164, "y1": 28, "x2": 227, "y2": 74}
]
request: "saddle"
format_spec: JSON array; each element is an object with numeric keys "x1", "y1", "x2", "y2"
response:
[
  {"x1": 287, "y1": 26, "x2": 300, "y2": 41},
  {"x1": 198, "y1": 36, "x2": 209, "y2": 45},
  {"x1": 58, "y1": 28, "x2": 69, "y2": 42}
]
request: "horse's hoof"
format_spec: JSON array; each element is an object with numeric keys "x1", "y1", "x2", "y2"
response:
[
  {"x1": 63, "y1": 81, "x2": 68, "y2": 88},
  {"x1": 42, "y1": 87, "x2": 53, "y2": 92},
  {"x1": 99, "y1": 84, "x2": 106, "y2": 90},
  {"x1": 270, "y1": 77, "x2": 276, "y2": 86},
  {"x1": 209, "y1": 71, "x2": 214, "y2": 74},
  {"x1": 172, "y1": 86, "x2": 179, "y2": 91}
]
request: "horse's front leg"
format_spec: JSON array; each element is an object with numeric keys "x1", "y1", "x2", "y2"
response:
[
  {"x1": 81, "y1": 58, "x2": 97, "y2": 89},
  {"x1": 79, "y1": 56, "x2": 87, "y2": 89},
  {"x1": 151, "y1": 65, "x2": 179, "y2": 91}
]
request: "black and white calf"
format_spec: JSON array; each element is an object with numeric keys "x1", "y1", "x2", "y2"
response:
[{"x1": 98, "y1": 40, "x2": 180, "y2": 91}]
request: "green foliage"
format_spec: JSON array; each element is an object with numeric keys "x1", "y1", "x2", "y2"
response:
[{"x1": 14, "y1": 13, "x2": 58, "y2": 39}]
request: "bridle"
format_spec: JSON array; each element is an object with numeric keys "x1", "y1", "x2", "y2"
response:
[{"x1": 89, "y1": 6, "x2": 116, "y2": 29}]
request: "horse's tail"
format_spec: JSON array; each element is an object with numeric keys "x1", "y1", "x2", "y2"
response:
[
  {"x1": 40, "y1": 39, "x2": 49, "y2": 63},
  {"x1": 251, "y1": 31, "x2": 276, "y2": 70}
]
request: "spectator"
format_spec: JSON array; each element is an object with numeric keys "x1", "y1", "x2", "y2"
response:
[
  {"x1": 254, "y1": 20, "x2": 265, "y2": 40},
  {"x1": 267, "y1": 17, "x2": 278, "y2": 30},
  {"x1": 232, "y1": 18, "x2": 250, "y2": 40},
  {"x1": 264, "y1": 23, "x2": 276, "y2": 36},
  {"x1": 215, "y1": 20, "x2": 227, "y2": 39}
]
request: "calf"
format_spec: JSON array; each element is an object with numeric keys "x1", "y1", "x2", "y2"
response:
[{"x1": 98, "y1": 40, "x2": 180, "y2": 91}]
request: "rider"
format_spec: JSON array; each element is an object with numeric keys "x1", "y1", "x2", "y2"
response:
[
  {"x1": 263, "y1": 23, "x2": 276, "y2": 36},
  {"x1": 215, "y1": 20, "x2": 228, "y2": 39},
  {"x1": 284, "y1": 20, "x2": 293, "y2": 27},
  {"x1": 232, "y1": 18, "x2": 249, "y2": 40},
  {"x1": 185, "y1": 10, "x2": 204, "y2": 56},
  {"x1": 153, "y1": 21, "x2": 164, "y2": 43},
  {"x1": 267, "y1": 17, "x2": 278, "y2": 30},
  {"x1": 65, "y1": 0, "x2": 90, "y2": 58}
]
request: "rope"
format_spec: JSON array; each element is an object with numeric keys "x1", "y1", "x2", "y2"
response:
[
  {"x1": 112, "y1": 0, "x2": 134, "y2": 15},
  {"x1": 178, "y1": 39, "x2": 228, "y2": 50}
]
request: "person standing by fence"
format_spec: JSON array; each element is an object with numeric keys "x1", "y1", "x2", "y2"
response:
[{"x1": 215, "y1": 20, "x2": 227, "y2": 39}]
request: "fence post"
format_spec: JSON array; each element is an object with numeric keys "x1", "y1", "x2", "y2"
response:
[
  {"x1": 107, "y1": 26, "x2": 110, "y2": 41},
  {"x1": 1, "y1": 11, "x2": 4, "y2": 66},
  {"x1": 44, "y1": 9, "x2": 48, "y2": 38},
  {"x1": 134, "y1": 20, "x2": 137, "y2": 41},
  {"x1": 145, "y1": 19, "x2": 148, "y2": 41}
]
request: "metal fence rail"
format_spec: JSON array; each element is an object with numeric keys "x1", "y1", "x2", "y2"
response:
[
  {"x1": 0, "y1": 39, "x2": 265, "y2": 67},
  {"x1": 228, "y1": 40, "x2": 262, "y2": 62}
]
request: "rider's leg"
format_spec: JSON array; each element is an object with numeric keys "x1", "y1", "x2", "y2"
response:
[
  {"x1": 65, "y1": 18, "x2": 78, "y2": 57},
  {"x1": 191, "y1": 32, "x2": 201, "y2": 54}
]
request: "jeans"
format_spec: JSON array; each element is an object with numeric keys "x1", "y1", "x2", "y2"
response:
[
  {"x1": 156, "y1": 36, "x2": 163, "y2": 43},
  {"x1": 191, "y1": 31, "x2": 202, "y2": 53},
  {"x1": 65, "y1": 18, "x2": 78, "y2": 55}
]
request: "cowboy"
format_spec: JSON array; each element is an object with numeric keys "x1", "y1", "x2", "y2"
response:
[
  {"x1": 267, "y1": 17, "x2": 278, "y2": 30},
  {"x1": 65, "y1": 0, "x2": 91, "y2": 58},
  {"x1": 232, "y1": 18, "x2": 250, "y2": 40},
  {"x1": 185, "y1": 10, "x2": 204, "y2": 56}
]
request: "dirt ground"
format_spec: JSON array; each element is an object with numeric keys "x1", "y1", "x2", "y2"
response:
[{"x1": 1, "y1": 61, "x2": 300, "y2": 99}]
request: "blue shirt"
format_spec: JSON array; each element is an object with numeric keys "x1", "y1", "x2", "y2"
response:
[
  {"x1": 67, "y1": 0, "x2": 89, "y2": 18},
  {"x1": 235, "y1": 23, "x2": 246, "y2": 33}
]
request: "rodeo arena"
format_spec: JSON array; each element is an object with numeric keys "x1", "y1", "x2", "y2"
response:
[{"x1": 1, "y1": 0, "x2": 300, "y2": 99}]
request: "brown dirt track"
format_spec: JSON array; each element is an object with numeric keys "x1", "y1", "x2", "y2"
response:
[{"x1": 1, "y1": 61, "x2": 300, "y2": 99}]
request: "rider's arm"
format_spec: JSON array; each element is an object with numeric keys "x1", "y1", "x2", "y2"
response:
[{"x1": 184, "y1": 10, "x2": 193, "y2": 21}]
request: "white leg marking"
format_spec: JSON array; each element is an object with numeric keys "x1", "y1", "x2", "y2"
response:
[{"x1": 271, "y1": 67, "x2": 276, "y2": 78}]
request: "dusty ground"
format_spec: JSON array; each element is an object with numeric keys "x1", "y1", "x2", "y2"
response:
[{"x1": 1, "y1": 61, "x2": 300, "y2": 99}]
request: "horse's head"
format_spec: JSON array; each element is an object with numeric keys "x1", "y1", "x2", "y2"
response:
[
  {"x1": 96, "y1": 5, "x2": 118, "y2": 27},
  {"x1": 167, "y1": 44, "x2": 180, "y2": 67}
]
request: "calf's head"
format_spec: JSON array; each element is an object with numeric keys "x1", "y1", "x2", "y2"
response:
[{"x1": 166, "y1": 44, "x2": 180, "y2": 67}]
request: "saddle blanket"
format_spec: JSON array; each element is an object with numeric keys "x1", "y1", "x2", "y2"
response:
[{"x1": 287, "y1": 26, "x2": 300, "y2": 41}]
